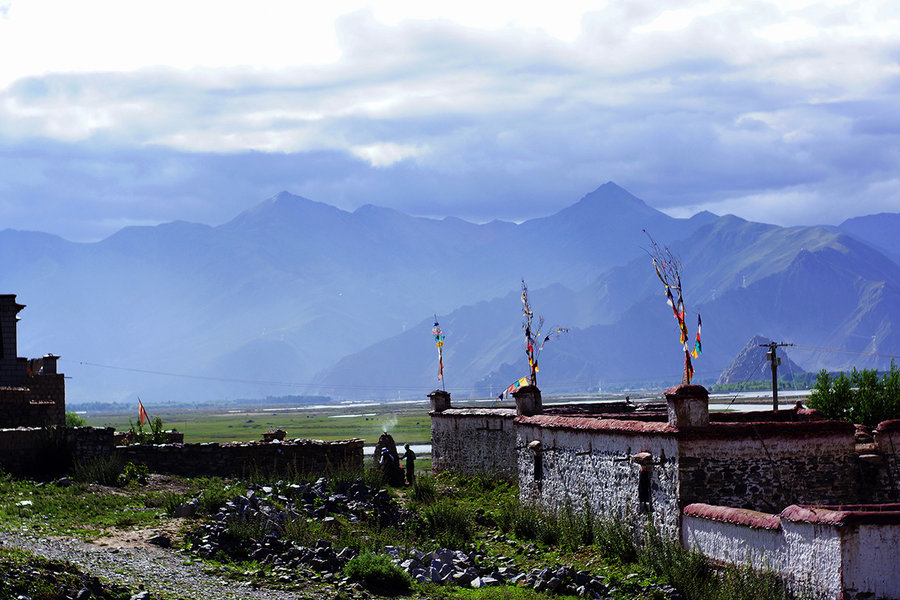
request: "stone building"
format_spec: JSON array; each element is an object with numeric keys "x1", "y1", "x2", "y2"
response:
[
  {"x1": 430, "y1": 384, "x2": 900, "y2": 599},
  {"x1": 0, "y1": 294, "x2": 66, "y2": 428}
]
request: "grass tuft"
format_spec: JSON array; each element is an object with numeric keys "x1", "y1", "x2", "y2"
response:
[
  {"x1": 344, "y1": 552, "x2": 411, "y2": 594},
  {"x1": 419, "y1": 499, "x2": 473, "y2": 549},
  {"x1": 72, "y1": 455, "x2": 122, "y2": 486}
]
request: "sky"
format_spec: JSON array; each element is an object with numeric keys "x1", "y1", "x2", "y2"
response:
[{"x1": 1, "y1": 0, "x2": 899, "y2": 241}]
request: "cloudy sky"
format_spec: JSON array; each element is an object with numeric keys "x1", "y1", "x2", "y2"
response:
[{"x1": 1, "y1": 0, "x2": 899, "y2": 241}]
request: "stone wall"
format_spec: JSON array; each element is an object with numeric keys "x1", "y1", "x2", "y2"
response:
[
  {"x1": 678, "y1": 421, "x2": 860, "y2": 512},
  {"x1": 0, "y1": 373, "x2": 66, "y2": 428},
  {"x1": 431, "y1": 408, "x2": 517, "y2": 480},
  {"x1": 515, "y1": 416, "x2": 681, "y2": 537},
  {"x1": 0, "y1": 426, "x2": 362, "y2": 480},
  {"x1": 0, "y1": 426, "x2": 114, "y2": 477},
  {"x1": 873, "y1": 420, "x2": 900, "y2": 503},
  {"x1": 116, "y1": 438, "x2": 364, "y2": 478},
  {"x1": 683, "y1": 502, "x2": 900, "y2": 600}
]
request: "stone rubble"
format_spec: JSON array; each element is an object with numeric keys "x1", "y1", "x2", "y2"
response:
[{"x1": 187, "y1": 476, "x2": 683, "y2": 599}]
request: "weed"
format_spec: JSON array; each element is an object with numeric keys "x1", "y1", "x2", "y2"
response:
[
  {"x1": 160, "y1": 491, "x2": 191, "y2": 516},
  {"x1": 419, "y1": 499, "x2": 473, "y2": 549},
  {"x1": 282, "y1": 515, "x2": 327, "y2": 547},
  {"x1": 410, "y1": 475, "x2": 437, "y2": 505},
  {"x1": 196, "y1": 478, "x2": 236, "y2": 514},
  {"x1": 118, "y1": 462, "x2": 149, "y2": 487},
  {"x1": 594, "y1": 515, "x2": 637, "y2": 563},
  {"x1": 344, "y1": 552, "x2": 411, "y2": 594},
  {"x1": 640, "y1": 521, "x2": 792, "y2": 600},
  {"x1": 72, "y1": 454, "x2": 122, "y2": 486}
]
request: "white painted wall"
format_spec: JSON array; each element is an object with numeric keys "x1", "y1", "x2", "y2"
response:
[
  {"x1": 683, "y1": 510, "x2": 900, "y2": 600},
  {"x1": 842, "y1": 523, "x2": 900, "y2": 599},
  {"x1": 517, "y1": 423, "x2": 681, "y2": 537}
]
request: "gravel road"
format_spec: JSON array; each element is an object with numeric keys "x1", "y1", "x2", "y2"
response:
[{"x1": 0, "y1": 530, "x2": 325, "y2": 600}]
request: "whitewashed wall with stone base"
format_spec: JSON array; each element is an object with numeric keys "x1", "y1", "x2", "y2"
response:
[
  {"x1": 516, "y1": 421, "x2": 680, "y2": 538},
  {"x1": 683, "y1": 504, "x2": 900, "y2": 600},
  {"x1": 431, "y1": 409, "x2": 517, "y2": 480}
]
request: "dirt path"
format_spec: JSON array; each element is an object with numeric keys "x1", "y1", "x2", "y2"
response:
[{"x1": 0, "y1": 529, "x2": 320, "y2": 600}]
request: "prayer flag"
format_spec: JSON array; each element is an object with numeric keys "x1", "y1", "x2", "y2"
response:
[
  {"x1": 432, "y1": 317, "x2": 446, "y2": 382},
  {"x1": 499, "y1": 376, "x2": 530, "y2": 399},
  {"x1": 692, "y1": 314, "x2": 702, "y2": 358},
  {"x1": 138, "y1": 398, "x2": 149, "y2": 425}
]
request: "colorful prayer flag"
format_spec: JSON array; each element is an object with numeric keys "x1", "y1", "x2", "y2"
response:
[
  {"x1": 499, "y1": 376, "x2": 530, "y2": 399},
  {"x1": 692, "y1": 314, "x2": 702, "y2": 358},
  {"x1": 432, "y1": 317, "x2": 446, "y2": 382}
]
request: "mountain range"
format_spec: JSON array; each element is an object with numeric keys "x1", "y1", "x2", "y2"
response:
[{"x1": 3, "y1": 182, "x2": 898, "y2": 404}]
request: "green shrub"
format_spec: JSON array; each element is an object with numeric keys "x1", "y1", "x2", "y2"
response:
[
  {"x1": 344, "y1": 552, "x2": 411, "y2": 594},
  {"x1": 64, "y1": 412, "x2": 88, "y2": 427},
  {"x1": 807, "y1": 362, "x2": 900, "y2": 427},
  {"x1": 117, "y1": 462, "x2": 149, "y2": 487},
  {"x1": 72, "y1": 455, "x2": 122, "y2": 486},
  {"x1": 127, "y1": 416, "x2": 168, "y2": 445}
]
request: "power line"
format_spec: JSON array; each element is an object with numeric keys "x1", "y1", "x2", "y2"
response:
[{"x1": 790, "y1": 344, "x2": 900, "y2": 360}]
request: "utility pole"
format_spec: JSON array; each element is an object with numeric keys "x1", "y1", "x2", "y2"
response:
[{"x1": 760, "y1": 341, "x2": 793, "y2": 410}]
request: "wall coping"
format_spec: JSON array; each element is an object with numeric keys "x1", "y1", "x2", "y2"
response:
[
  {"x1": 683, "y1": 503, "x2": 782, "y2": 530},
  {"x1": 781, "y1": 504, "x2": 900, "y2": 526},
  {"x1": 685, "y1": 502, "x2": 900, "y2": 529},
  {"x1": 117, "y1": 437, "x2": 364, "y2": 450},
  {"x1": 514, "y1": 414, "x2": 854, "y2": 439},
  {"x1": 515, "y1": 415, "x2": 676, "y2": 434},
  {"x1": 432, "y1": 408, "x2": 517, "y2": 418},
  {"x1": 876, "y1": 419, "x2": 900, "y2": 433}
]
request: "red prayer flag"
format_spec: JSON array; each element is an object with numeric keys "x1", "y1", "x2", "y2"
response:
[{"x1": 138, "y1": 399, "x2": 149, "y2": 425}]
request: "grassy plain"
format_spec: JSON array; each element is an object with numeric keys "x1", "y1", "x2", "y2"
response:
[{"x1": 83, "y1": 402, "x2": 433, "y2": 447}]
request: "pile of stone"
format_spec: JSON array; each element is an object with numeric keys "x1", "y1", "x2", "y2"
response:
[
  {"x1": 384, "y1": 547, "x2": 679, "y2": 598},
  {"x1": 190, "y1": 477, "x2": 407, "y2": 565},
  {"x1": 186, "y1": 477, "x2": 682, "y2": 598}
]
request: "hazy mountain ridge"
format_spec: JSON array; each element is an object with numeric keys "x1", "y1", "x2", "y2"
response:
[
  {"x1": 2, "y1": 183, "x2": 898, "y2": 403},
  {"x1": 316, "y1": 209, "x2": 900, "y2": 397}
]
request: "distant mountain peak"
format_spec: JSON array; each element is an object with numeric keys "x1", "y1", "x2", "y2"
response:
[
  {"x1": 716, "y1": 335, "x2": 806, "y2": 386},
  {"x1": 222, "y1": 190, "x2": 347, "y2": 231},
  {"x1": 550, "y1": 181, "x2": 663, "y2": 223}
]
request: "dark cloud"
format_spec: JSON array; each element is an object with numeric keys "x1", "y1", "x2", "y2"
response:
[{"x1": 2, "y1": 7, "x2": 900, "y2": 237}]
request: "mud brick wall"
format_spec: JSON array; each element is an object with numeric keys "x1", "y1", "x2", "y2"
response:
[
  {"x1": 0, "y1": 426, "x2": 114, "y2": 477},
  {"x1": 0, "y1": 373, "x2": 66, "y2": 428},
  {"x1": 678, "y1": 422, "x2": 860, "y2": 512},
  {"x1": 431, "y1": 408, "x2": 517, "y2": 480},
  {"x1": 116, "y1": 438, "x2": 364, "y2": 478}
]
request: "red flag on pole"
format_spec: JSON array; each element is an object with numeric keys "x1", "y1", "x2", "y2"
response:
[{"x1": 138, "y1": 398, "x2": 149, "y2": 425}]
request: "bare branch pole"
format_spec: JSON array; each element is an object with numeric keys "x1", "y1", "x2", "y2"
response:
[
  {"x1": 521, "y1": 279, "x2": 568, "y2": 388},
  {"x1": 644, "y1": 230, "x2": 698, "y2": 385}
]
